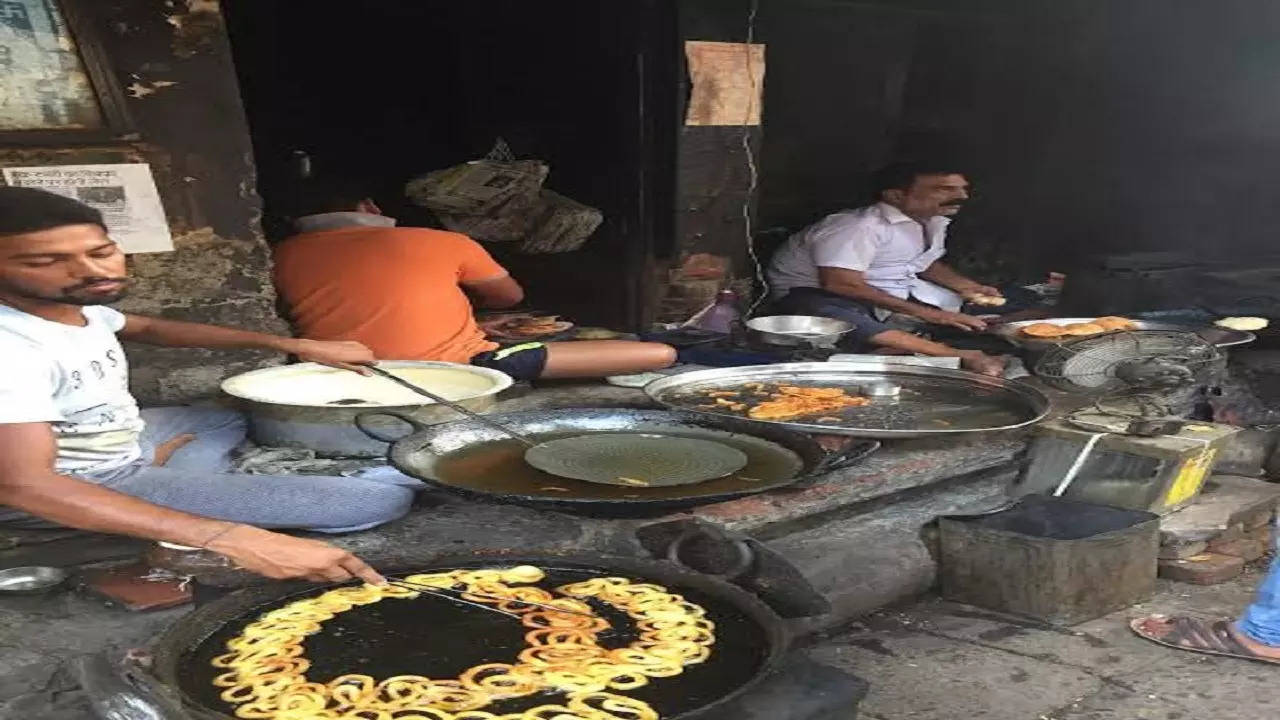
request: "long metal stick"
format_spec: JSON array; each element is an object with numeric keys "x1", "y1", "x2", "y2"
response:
[
  {"x1": 384, "y1": 580, "x2": 520, "y2": 619},
  {"x1": 365, "y1": 365, "x2": 537, "y2": 447},
  {"x1": 387, "y1": 577, "x2": 600, "y2": 621}
]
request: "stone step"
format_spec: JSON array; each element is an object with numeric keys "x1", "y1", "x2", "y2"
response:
[{"x1": 768, "y1": 466, "x2": 1018, "y2": 637}]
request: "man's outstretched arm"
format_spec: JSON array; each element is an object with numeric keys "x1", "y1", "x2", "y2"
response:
[
  {"x1": 118, "y1": 314, "x2": 377, "y2": 372},
  {"x1": 0, "y1": 422, "x2": 384, "y2": 584}
]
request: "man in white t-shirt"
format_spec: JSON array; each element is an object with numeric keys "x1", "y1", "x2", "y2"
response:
[
  {"x1": 0, "y1": 186, "x2": 411, "y2": 585},
  {"x1": 767, "y1": 162, "x2": 1006, "y2": 375}
]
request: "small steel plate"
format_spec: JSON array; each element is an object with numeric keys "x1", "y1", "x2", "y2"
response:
[
  {"x1": 524, "y1": 433, "x2": 749, "y2": 487},
  {"x1": 0, "y1": 566, "x2": 69, "y2": 595}
]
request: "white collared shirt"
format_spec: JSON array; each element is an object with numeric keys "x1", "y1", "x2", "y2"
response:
[{"x1": 767, "y1": 202, "x2": 956, "y2": 310}]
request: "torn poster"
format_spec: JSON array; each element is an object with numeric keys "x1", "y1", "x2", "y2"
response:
[
  {"x1": 3, "y1": 163, "x2": 174, "y2": 253},
  {"x1": 684, "y1": 41, "x2": 766, "y2": 127}
]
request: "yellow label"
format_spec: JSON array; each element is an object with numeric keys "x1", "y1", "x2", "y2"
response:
[{"x1": 1163, "y1": 449, "x2": 1218, "y2": 509}]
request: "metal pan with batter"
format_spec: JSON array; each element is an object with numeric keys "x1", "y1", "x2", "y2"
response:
[{"x1": 356, "y1": 408, "x2": 879, "y2": 514}]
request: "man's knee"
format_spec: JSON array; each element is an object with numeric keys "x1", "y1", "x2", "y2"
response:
[
  {"x1": 141, "y1": 405, "x2": 247, "y2": 434},
  {"x1": 348, "y1": 483, "x2": 415, "y2": 527},
  {"x1": 195, "y1": 406, "x2": 248, "y2": 433}
]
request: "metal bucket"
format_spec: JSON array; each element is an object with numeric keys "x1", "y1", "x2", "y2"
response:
[{"x1": 220, "y1": 361, "x2": 513, "y2": 457}]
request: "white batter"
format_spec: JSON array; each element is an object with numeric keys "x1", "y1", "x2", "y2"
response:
[{"x1": 222, "y1": 364, "x2": 505, "y2": 407}]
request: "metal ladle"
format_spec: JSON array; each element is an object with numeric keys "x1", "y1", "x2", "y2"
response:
[{"x1": 364, "y1": 365, "x2": 538, "y2": 446}]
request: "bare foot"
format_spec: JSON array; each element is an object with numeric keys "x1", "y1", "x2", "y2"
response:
[
  {"x1": 1229, "y1": 622, "x2": 1280, "y2": 660},
  {"x1": 959, "y1": 351, "x2": 1007, "y2": 377},
  {"x1": 153, "y1": 433, "x2": 196, "y2": 467},
  {"x1": 1132, "y1": 614, "x2": 1280, "y2": 663}
]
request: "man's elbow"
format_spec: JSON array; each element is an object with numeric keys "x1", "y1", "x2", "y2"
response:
[
  {"x1": 480, "y1": 287, "x2": 524, "y2": 309},
  {"x1": 498, "y1": 286, "x2": 525, "y2": 307}
]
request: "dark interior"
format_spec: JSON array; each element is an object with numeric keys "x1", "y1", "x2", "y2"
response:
[
  {"x1": 224, "y1": 0, "x2": 1280, "y2": 323},
  {"x1": 697, "y1": 0, "x2": 1280, "y2": 290},
  {"x1": 220, "y1": 0, "x2": 677, "y2": 329}
]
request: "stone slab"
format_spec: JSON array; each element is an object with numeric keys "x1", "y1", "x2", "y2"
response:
[
  {"x1": 1159, "y1": 474, "x2": 1280, "y2": 545},
  {"x1": 1206, "y1": 536, "x2": 1269, "y2": 561},
  {"x1": 1158, "y1": 552, "x2": 1245, "y2": 585},
  {"x1": 1158, "y1": 540, "x2": 1207, "y2": 560}
]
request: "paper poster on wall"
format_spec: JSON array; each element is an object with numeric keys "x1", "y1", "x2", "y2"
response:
[
  {"x1": 2, "y1": 163, "x2": 174, "y2": 253},
  {"x1": 685, "y1": 41, "x2": 766, "y2": 127}
]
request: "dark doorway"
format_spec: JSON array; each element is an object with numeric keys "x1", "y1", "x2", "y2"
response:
[{"x1": 220, "y1": 0, "x2": 676, "y2": 329}]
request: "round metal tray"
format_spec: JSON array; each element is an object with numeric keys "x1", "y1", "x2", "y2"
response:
[
  {"x1": 993, "y1": 318, "x2": 1254, "y2": 350},
  {"x1": 644, "y1": 362, "x2": 1051, "y2": 439}
]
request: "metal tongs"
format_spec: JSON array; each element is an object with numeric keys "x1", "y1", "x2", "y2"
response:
[{"x1": 384, "y1": 577, "x2": 602, "y2": 623}]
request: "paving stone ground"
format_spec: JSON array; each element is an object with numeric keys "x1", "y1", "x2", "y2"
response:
[{"x1": 811, "y1": 559, "x2": 1279, "y2": 720}]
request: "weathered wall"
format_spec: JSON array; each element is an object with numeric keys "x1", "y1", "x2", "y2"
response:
[
  {"x1": 0, "y1": 0, "x2": 283, "y2": 403},
  {"x1": 659, "y1": 0, "x2": 764, "y2": 322}
]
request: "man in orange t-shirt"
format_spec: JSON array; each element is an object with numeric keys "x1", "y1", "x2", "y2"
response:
[{"x1": 273, "y1": 185, "x2": 675, "y2": 381}]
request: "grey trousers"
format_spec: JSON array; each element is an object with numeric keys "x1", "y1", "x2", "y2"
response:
[{"x1": 0, "y1": 406, "x2": 418, "y2": 534}]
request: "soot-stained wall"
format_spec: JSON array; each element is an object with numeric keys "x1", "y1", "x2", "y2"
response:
[
  {"x1": 733, "y1": 0, "x2": 1280, "y2": 286},
  {"x1": 0, "y1": 0, "x2": 283, "y2": 403}
]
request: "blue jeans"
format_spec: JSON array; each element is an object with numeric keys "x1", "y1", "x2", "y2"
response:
[
  {"x1": 1239, "y1": 524, "x2": 1280, "y2": 645},
  {"x1": 0, "y1": 406, "x2": 419, "y2": 534},
  {"x1": 771, "y1": 288, "x2": 893, "y2": 349}
]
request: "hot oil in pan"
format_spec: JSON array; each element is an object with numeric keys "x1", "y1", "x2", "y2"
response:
[
  {"x1": 178, "y1": 567, "x2": 769, "y2": 718},
  {"x1": 432, "y1": 431, "x2": 802, "y2": 499},
  {"x1": 671, "y1": 379, "x2": 1032, "y2": 431}
]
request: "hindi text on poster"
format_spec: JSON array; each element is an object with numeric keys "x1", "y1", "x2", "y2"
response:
[{"x1": 3, "y1": 164, "x2": 175, "y2": 253}]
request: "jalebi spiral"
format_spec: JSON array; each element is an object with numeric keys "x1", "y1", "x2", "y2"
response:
[{"x1": 211, "y1": 566, "x2": 715, "y2": 719}]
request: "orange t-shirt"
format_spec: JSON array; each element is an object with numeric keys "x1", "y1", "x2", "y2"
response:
[{"x1": 273, "y1": 226, "x2": 505, "y2": 362}]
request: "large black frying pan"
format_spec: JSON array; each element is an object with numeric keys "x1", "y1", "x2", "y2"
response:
[
  {"x1": 144, "y1": 552, "x2": 790, "y2": 720},
  {"x1": 356, "y1": 408, "x2": 879, "y2": 514}
]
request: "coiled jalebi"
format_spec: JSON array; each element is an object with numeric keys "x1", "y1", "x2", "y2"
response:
[{"x1": 213, "y1": 565, "x2": 711, "y2": 719}]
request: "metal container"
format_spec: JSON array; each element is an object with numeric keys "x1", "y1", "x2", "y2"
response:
[
  {"x1": 220, "y1": 361, "x2": 513, "y2": 457},
  {"x1": 1016, "y1": 419, "x2": 1239, "y2": 514},
  {"x1": 746, "y1": 316, "x2": 853, "y2": 348},
  {"x1": 940, "y1": 495, "x2": 1158, "y2": 625},
  {"x1": 645, "y1": 362, "x2": 1052, "y2": 438},
  {"x1": 0, "y1": 566, "x2": 69, "y2": 595}
]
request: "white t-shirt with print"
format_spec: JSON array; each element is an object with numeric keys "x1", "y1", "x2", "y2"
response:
[{"x1": 0, "y1": 305, "x2": 143, "y2": 475}]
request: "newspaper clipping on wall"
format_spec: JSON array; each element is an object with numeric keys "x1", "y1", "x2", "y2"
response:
[{"x1": 2, "y1": 163, "x2": 174, "y2": 253}]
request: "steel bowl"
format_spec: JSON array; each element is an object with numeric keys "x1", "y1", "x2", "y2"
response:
[
  {"x1": 0, "y1": 566, "x2": 69, "y2": 595},
  {"x1": 746, "y1": 315, "x2": 853, "y2": 348}
]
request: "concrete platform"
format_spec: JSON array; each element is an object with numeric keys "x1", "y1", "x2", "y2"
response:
[{"x1": 814, "y1": 563, "x2": 1277, "y2": 720}]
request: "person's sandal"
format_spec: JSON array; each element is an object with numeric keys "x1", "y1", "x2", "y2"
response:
[{"x1": 1131, "y1": 614, "x2": 1280, "y2": 665}]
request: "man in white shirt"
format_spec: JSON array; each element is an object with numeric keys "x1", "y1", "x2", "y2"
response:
[
  {"x1": 0, "y1": 186, "x2": 410, "y2": 585},
  {"x1": 767, "y1": 162, "x2": 1006, "y2": 375}
]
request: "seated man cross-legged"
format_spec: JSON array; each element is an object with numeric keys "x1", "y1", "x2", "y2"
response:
[
  {"x1": 767, "y1": 161, "x2": 1007, "y2": 376},
  {"x1": 0, "y1": 187, "x2": 400, "y2": 584},
  {"x1": 272, "y1": 181, "x2": 676, "y2": 380}
]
